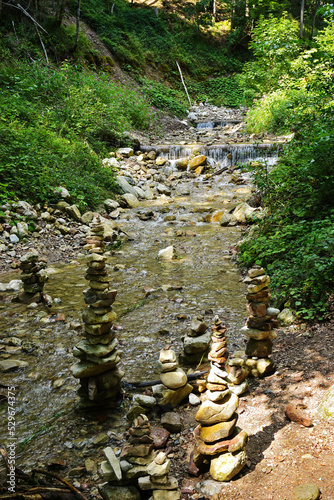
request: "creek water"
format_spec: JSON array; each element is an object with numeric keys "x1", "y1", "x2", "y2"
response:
[{"x1": 0, "y1": 141, "x2": 274, "y2": 472}]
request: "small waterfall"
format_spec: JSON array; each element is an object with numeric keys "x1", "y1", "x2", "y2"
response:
[
  {"x1": 160, "y1": 145, "x2": 194, "y2": 160},
  {"x1": 196, "y1": 120, "x2": 241, "y2": 130},
  {"x1": 196, "y1": 121, "x2": 215, "y2": 129},
  {"x1": 145, "y1": 143, "x2": 279, "y2": 167}
]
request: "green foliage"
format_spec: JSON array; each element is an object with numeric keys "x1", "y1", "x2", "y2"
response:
[
  {"x1": 239, "y1": 16, "x2": 334, "y2": 320},
  {"x1": 80, "y1": 0, "x2": 243, "y2": 79},
  {"x1": 0, "y1": 124, "x2": 118, "y2": 210},
  {"x1": 140, "y1": 79, "x2": 187, "y2": 117},
  {"x1": 239, "y1": 111, "x2": 334, "y2": 320},
  {"x1": 240, "y1": 14, "x2": 301, "y2": 99},
  {"x1": 0, "y1": 61, "x2": 155, "y2": 208},
  {"x1": 187, "y1": 76, "x2": 244, "y2": 107},
  {"x1": 245, "y1": 88, "x2": 306, "y2": 134}
]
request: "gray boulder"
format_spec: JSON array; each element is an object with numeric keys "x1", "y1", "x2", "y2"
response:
[{"x1": 116, "y1": 176, "x2": 138, "y2": 198}]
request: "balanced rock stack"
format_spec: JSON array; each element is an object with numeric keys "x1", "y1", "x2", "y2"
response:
[
  {"x1": 101, "y1": 415, "x2": 153, "y2": 483},
  {"x1": 99, "y1": 415, "x2": 181, "y2": 500},
  {"x1": 139, "y1": 451, "x2": 180, "y2": 499},
  {"x1": 17, "y1": 249, "x2": 48, "y2": 303},
  {"x1": 83, "y1": 222, "x2": 106, "y2": 253},
  {"x1": 242, "y1": 266, "x2": 280, "y2": 377},
  {"x1": 181, "y1": 315, "x2": 211, "y2": 365},
  {"x1": 155, "y1": 347, "x2": 192, "y2": 407},
  {"x1": 192, "y1": 317, "x2": 247, "y2": 482},
  {"x1": 71, "y1": 236, "x2": 123, "y2": 406}
]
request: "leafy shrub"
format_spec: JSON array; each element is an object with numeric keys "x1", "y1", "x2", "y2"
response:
[
  {"x1": 0, "y1": 124, "x2": 118, "y2": 210},
  {"x1": 0, "y1": 61, "x2": 155, "y2": 207},
  {"x1": 141, "y1": 79, "x2": 188, "y2": 117},
  {"x1": 239, "y1": 115, "x2": 334, "y2": 320},
  {"x1": 187, "y1": 76, "x2": 244, "y2": 107},
  {"x1": 245, "y1": 88, "x2": 308, "y2": 134},
  {"x1": 239, "y1": 14, "x2": 301, "y2": 98}
]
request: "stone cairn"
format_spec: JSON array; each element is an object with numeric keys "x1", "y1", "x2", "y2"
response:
[
  {"x1": 192, "y1": 317, "x2": 248, "y2": 482},
  {"x1": 241, "y1": 266, "x2": 279, "y2": 377},
  {"x1": 71, "y1": 223, "x2": 123, "y2": 406},
  {"x1": 16, "y1": 249, "x2": 49, "y2": 304},
  {"x1": 153, "y1": 347, "x2": 192, "y2": 408},
  {"x1": 181, "y1": 315, "x2": 211, "y2": 365},
  {"x1": 99, "y1": 414, "x2": 180, "y2": 500}
]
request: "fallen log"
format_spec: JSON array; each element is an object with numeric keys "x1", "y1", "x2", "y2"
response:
[{"x1": 124, "y1": 370, "x2": 208, "y2": 388}]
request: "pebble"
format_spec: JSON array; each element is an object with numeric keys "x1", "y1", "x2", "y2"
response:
[{"x1": 293, "y1": 484, "x2": 320, "y2": 500}]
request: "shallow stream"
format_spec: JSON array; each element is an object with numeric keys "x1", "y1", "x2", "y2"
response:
[{"x1": 0, "y1": 141, "x2": 273, "y2": 473}]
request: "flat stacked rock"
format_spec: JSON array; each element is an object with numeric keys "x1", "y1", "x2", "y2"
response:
[
  {"x1": 156, "y1": 347, "x2": 192, "y2": 407},
  {"x1": 71, "y1": 224, "x2": 123, "y2": 406},
  {"x1": 83, "y1": 221, "x2": 106, "y2": 253},
  {"x1": 192, "y1": 317, "x2": 247, "y2": 482},
  {"x1": 16, "y1": 249, "x2": 49, "y2": 304},
  {"x1": 242, "y1": 267, "x2": 279, "y2": 377},
  {"x1": 224, "y1": 355, "x2": 249, "y2": 396},
  {"x1": 181, "y1": 315, "x2": 211, "y2": 364},
  {"x1": 139, "y1": 451, "x2": 179, "y2": 498}
]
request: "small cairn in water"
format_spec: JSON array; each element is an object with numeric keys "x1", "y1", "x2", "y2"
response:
[
  {"x1": 71, "y1": 223, "x2": 123, "y2": 407},
  {"x1": 99, "y1": 414, "x2": 181, "y2": 499},
  {"x1": 153, "y1": 346, "x2": 192, "y2": 407},
  {"x1": 16, "y1": 249, "x2": 49, "y2": 304},
  {"x1": 181, "y1": 315, "x2": 211, "y2": 365},
  {"x1": 241, "y1": 266, "x2": 280, "y2": 377},
  {"x1": 83, "y1": 221, "x2": 106, "y2": 253},
  {"x1": 192, "y1": 317, "x2": 248, "y2": 482}
]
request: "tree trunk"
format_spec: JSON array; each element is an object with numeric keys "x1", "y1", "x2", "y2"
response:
[
  {"x1": 57, "y1": 0, "x2": 66, "y2": 26},
  {"x1": 311, "y1": 0, "x2": 320, "y2": 39},
  {"x1": 300, "y1": 0, "x2": 305, "y2": 39},
  {"x1": 73, "y1": 0, "x2": 81, "y2": 51},
  {"x1": 212, "y1": 0, "x2": 216, "y2": 22}
]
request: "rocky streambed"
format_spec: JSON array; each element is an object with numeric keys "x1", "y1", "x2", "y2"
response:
[{"x1": 1, "y1": 106, "x2": 333, "y2": 500}]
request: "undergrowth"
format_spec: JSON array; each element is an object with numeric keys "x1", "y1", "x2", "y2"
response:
[
  {"x1": 0, "y1": 61, "x2": 155, "y2": 209},
  {"x1": 238, "y1": 16, "x2": 334, "y2": 320}
]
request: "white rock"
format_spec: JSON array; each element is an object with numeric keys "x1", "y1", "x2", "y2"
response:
[
  {"x1": 10, "y1": 234, "x2": 19, "y2": 243},
  {"x1": 103, "y1": 447, "x2": 122, "y2": 481},
  {"x1": 189, "y1": 393, "x2": 201, "y2": 406},
  {"x1": 6, "y1": 280, "x2": 23, "y2": 292},
  {"x1": 158, "y1": 246, "x2": 177, "y2": 260}
]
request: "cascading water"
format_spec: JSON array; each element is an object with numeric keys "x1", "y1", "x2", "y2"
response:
[
  {"x1": 148, "y1": 143, "x2": 279, "y2": 168},
  {"x1": 196, "y1": 120, "x2": 241, "y2": 130}
]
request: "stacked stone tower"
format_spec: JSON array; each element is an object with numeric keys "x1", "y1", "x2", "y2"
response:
[
  {"x1": 71, "y1": 223, "x2": 123, "y2": 406},
  {"x1": 17, "y1": 249, "x2": 48, "y2": 303},
  {"x1": 193, "y1": 317, "x2": 247, "y2": 481},
  {"x1": 181, "y1": 315, "x2": 211, "y2": 365},
  {"x1": 241, "y1": 267, "x2": 279, "y2": 377}
]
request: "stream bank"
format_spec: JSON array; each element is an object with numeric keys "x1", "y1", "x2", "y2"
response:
[{"x1": 1, "y1": 106, "x2": 334, "y2": 500}]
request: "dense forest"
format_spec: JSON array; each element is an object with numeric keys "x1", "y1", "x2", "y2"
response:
[{"x1": 1, "y1": 0, "x2": 334, "y2": 318}]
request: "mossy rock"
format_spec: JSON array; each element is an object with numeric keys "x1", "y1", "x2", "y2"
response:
[
  {"x1": 85, "y1": 52, "x2": 95, "y2": 65},
  {"x1": 106, "y1": 56, "x2": 115, "y2": 67},
  {"x1": 160, "y1": 63, "x2": 170, "y2": 74}
]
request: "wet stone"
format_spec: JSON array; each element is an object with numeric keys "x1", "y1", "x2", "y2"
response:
[{"x1": 161, "y1": 412, "x2": 182, "y2": 433}]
